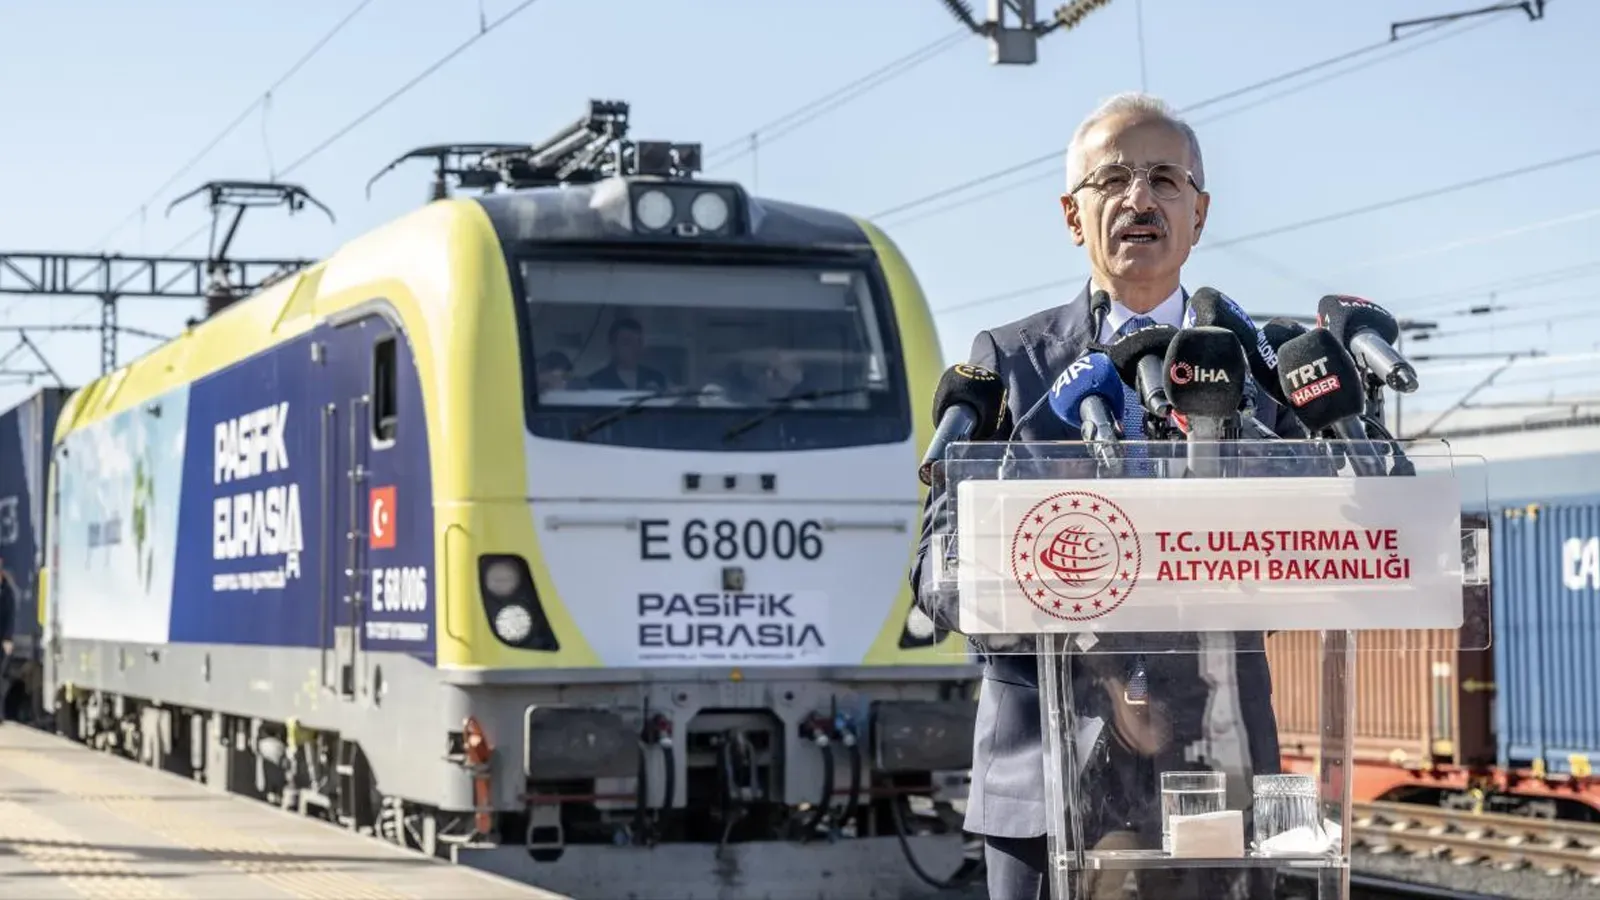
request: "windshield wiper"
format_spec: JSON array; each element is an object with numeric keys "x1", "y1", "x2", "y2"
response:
[
  {"x1": 721, "y1": 387, "x2": 872, "y2": 443},
  {"x1": 572, "y1": 387, "x2": 713, "y2": 441}
]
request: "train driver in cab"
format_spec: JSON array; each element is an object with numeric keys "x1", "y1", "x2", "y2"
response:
[
  {"x1": 584, "y1": 317, "x2": 667, "y2": 392},
  {"x1": 757, "y1": 352, "x2": 807, "y2": 400},
  {"x1": 536, "y1": 350, "x2": 575, "y2": 393}
]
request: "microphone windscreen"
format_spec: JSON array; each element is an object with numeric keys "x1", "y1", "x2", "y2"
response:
[
  {"x1": 1318, "y1": 294, "x2": 1399, "y2": 344},
  {"x1": 1046, "y1": 352, "x2": 1125, "y2": 428},
  {"x1": 1104, "y1": 323, "x2": 1178, "y2": 389},
  {"x1": 1162, "y1": 326, "x2": 1247, "y2": 418},
  {"x1": 932, "y1": 363, "x2": 1008, "y2": 438},
  {"x1": 1090, "y1": 289, "x2": 1112, "y2": 323},
  {"x1": 1262, "y1": 317, "x2": 1308, "y2": 356},
  {"x1": 1274, "y1": 327, "x2": 1366, "y2": 431},
  {"x1": 1187, "y1": 287, "x2": 1286, "y2": 405}
]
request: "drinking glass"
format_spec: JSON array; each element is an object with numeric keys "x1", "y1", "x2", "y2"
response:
[
  {"x1": 1252, "y1": 774, "x2": 1321, "y2": 852},
  {"x1": 1159, "y1": 771, "x2": 1226, "y2": 854}
]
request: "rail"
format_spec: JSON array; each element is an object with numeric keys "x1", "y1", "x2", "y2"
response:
[{"x1": 1352, "y1": 800, "x2": 1600, "y2": 881}]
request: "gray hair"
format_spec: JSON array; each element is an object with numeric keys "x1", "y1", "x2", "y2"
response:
[{"x1": 1065, "y1": 92, "x2": 1205, "y2": 192}]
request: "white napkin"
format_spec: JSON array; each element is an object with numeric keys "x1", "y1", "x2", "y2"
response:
[
  {"x1": 1257, "y1": 819, "x2": 1341, "y2": 856},
  {"x1": 1169, "y1": 809, "x2": 1245, "y2": 858}
]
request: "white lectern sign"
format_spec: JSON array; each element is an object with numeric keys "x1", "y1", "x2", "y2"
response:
[{"x1": 956, "y1": 473, "x2": 1463, "y2": 635}]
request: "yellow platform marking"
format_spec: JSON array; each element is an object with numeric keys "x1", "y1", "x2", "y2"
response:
[
  {"x1": 0, "y1": 796, "x2": 189, "y2": 899},
  {"x1": 3, "y1": 749, "x2": 413, "y2": 900}
]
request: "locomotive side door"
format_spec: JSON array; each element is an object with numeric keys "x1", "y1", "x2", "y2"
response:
[{"x1": 320, "y1": 319, "x2": 381, "y2": 702}]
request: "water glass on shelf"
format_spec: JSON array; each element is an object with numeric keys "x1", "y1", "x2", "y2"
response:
[
  {"x1": 1252, "y1": 774, "x2": 1322, "y2": 853},
  {"x1": 1159, "y1": 770, "x2": 1226, "y2": 854}
]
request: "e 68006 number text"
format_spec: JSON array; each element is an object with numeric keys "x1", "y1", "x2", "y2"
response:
[{"x1": 640, "y1": 518, "x2": 823, "y2": 562}]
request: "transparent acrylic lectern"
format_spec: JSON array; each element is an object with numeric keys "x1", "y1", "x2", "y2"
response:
[{"x1": 926, "y1": 438, "x2": 1490, "y2": 900}]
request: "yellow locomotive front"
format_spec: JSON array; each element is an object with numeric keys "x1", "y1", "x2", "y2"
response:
[{"x1": 402, "y1": 103, "x2": 981, "y2": 891}]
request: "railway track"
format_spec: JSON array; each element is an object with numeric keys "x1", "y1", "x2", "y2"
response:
[{"x1": 1352, "y1": 801, "x2": 1600, "y2": 883}]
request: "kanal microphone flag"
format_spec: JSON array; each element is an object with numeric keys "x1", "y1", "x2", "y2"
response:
[
  {"x1": 1317, "y1": 294, "x2": 1419, "y2": 394},
  {"x1": 1262, "y1": 317, "x2": 1308, "y2": 357},
  {"x1": 1162, "y1": 326, "x2": 1248, "y2": 420},
  {"x1": 917, "y1": 363, "x2": 1008, "y2": 485},
  {"x1": 1256, "y1": 316, "x2": 1313, "y2": 438},
  {"x1": 1185, "y1": 287, "x2": 1286, "y2": 406},
  {"x1": 1046, "y1": 351, "x2": 1125, "y2": 442}
]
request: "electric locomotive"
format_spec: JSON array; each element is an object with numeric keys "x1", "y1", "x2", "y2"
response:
[{"x1": 41, "y1": 100, "x2": 980, "y2": 895}]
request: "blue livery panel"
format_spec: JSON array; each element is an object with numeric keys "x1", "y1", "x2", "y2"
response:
[{"x1": 52, "y1": 314, "x2": 437, "y2": 662}]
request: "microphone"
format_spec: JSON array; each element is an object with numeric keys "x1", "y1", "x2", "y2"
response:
[
  {"x1": 1047, "y1": 351, "x2": 1125, "y2": 469},
  {"x1": 1274, "y1": 327, "x2": 1386, "y2": 476},
  {"x1": 1104, "y1": 323, "x2": 1178, "y2": 426},
  {"x1": 1256, "y1": 317, "x2": 1313, "y2": 439},
  {"x1": 1317, "y1": 294, "x2": 1419, "y2": 394},
  {"x1": 1185, "y1": 287, "x2": 1287, "y2": 407},
  {"x1": 1163, "y1": 326, "x2": 1247, "y2": 477},
  {"x1": 917, "y1": 363, "x2": 1009, "y2": 486},
  {"x1": 1262, "y1": 318, "x2": 1308, "y2": 358}
]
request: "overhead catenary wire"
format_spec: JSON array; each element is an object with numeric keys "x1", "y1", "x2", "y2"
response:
[
  {"x1": 20, "y1": 0, "x2": 379, "y2": 352},
  {"x1": 869, "y1": 10, "x2": 1508, "y2": 226},
  {"x1": 161, "y1": 0, "x2": 549, "y2": 258},
  {"x1": 880, "y1": 17, "x2": 1490, "y2": 232},
  {"x1": 703, "y1": 28, "x2": 967, "y2": 169},
  {"x1": 33, "y1": 0, "x2": 549, "y2": 384},
  {"x1": 1399, "y1": 258, "x2": 1600, "y2": 314},
  {"x1": 87, "y1": 0, "x2": 381, "y2": 253},
  {"x1": 276, "y1": 0, "x2": 547, "y2": 180},
  {"x1": 941, "y1": 143, "x2": 1600, "y2": 314},
  {"x1": 21, "y1": 0, "x2": 373, "y2": 369}
]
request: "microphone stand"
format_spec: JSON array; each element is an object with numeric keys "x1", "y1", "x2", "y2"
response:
[
  {"x1": 1184, "y1": 412, "x2": 1240, "y2": 480},
  {"x1": 1178, "y1": 401, "x2": 1255, "y2": 817},
  {"x1": 1358, "y1": 369, "x2": 1414, "y2": 477},
  {"x1": 1327, "y1": 418, "x2": 1388, "y2": 478}
]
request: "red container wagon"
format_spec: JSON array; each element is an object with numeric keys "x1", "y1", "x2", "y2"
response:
[{"x1": 1266, "y1": 511, "x2": 1497, "y2": 811}]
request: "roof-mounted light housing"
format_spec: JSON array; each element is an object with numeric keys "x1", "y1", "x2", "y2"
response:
[{"x1": 627, "y1": 180, "x2": 744, "y2": 239}]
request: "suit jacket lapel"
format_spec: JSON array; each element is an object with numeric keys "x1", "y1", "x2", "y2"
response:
[
  {"x1": 1021, "y1": 282, "x2": 1093, "y2": 389},
  {"x1": 1011, "y1": 284, "x2": 1094, "y2": 439}
]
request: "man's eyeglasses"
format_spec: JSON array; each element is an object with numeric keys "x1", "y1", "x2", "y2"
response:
[{"x1": 1069, "y1": 163, "x2": 1199, "y2": 201}]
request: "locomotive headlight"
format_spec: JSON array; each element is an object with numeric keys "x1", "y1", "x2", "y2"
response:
[
  {"x1": 493, "y1": 603, "x2": 535, "y2": 644},
  {"x1": 483, "y1": 559, "x2": 521, "y2": 597},
  {"x1": 634, "y1": 188, "x2": 674, "y2": 230},
  {"x1": 690, "y1": 191, "x2": 729, "y2": 231},
  {"x1": 905, "y1": 607, "x2": 935, "y2": 640}
]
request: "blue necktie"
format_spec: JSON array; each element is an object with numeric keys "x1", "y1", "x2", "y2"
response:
[
  {"x1": 1111, "y1": 314, "x2": 1156, "y2": 701},
  {"x1": 1113, "y1": 315, "x2": 1155, "y2": 448}
]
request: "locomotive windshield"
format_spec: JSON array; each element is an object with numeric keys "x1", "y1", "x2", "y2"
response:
[{"x1": 517, "y1": 257, "x2": 911, "y2": 451}]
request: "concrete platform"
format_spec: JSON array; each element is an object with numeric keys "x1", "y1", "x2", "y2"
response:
[{"x1": 0, "y1": 723, "x2": 568, "y2": 899}]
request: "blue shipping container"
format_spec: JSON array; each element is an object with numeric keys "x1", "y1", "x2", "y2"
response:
[
  {"x1": 1492, "y1": 498, "x2": 1600, "y2": 776},
  {"x1": 0, "y1": 387, "x2": 70, "y2": 709}
]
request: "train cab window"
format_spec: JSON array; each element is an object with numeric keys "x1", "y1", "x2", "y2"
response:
[
  {"x1": 517, "y1": 258, "x2": 910, "y2": 451},
  {"x1": 372, "y1": 335, "x2": 398, "y2": 444},
  {"x1": 522, "y1": 261, "x2": 892, "y2": 409}
]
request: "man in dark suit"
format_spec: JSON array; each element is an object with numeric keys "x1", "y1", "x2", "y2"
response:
[
  {"x1": 909, "y1": 92, "x2": 1292, "y2": 899},
  {"x1": 584, "y1": 317, "x2": 668, "y2": 392}
]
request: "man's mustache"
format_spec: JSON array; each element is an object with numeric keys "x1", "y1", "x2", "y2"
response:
[{"x1": 1113, "y1": 210, "x2": 1167, "y2": 236}]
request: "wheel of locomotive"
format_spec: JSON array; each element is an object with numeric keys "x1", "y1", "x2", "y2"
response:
[
  {"x1": 335, "y1": 740, "x2": 384, "y2": 835},
  {"x1": 381, "y1": 801, "x2": 443, "y2": 859},
  {"x1": 52, "y1": 690, "x2": 78, "y2": 741}
]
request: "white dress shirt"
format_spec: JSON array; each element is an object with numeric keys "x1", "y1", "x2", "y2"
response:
[{"x1": 1096, "y1": 284, "x2": 1187, "y2": 343}]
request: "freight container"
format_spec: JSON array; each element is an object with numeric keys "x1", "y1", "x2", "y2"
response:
[
  {"x1": 1266, "y1": 614, "x2": 1494, "y2": 771},
  {"x1": 1492, "y1": 497, "x2": 1600, "y2": 778},
  {"x1": 0, "y1": 386, "x2": 71, "y2": 723}
]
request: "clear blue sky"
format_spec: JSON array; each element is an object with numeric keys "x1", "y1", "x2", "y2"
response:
[{"x1": 3, "y1": 0, "x2": 1596, "y2": 427}]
